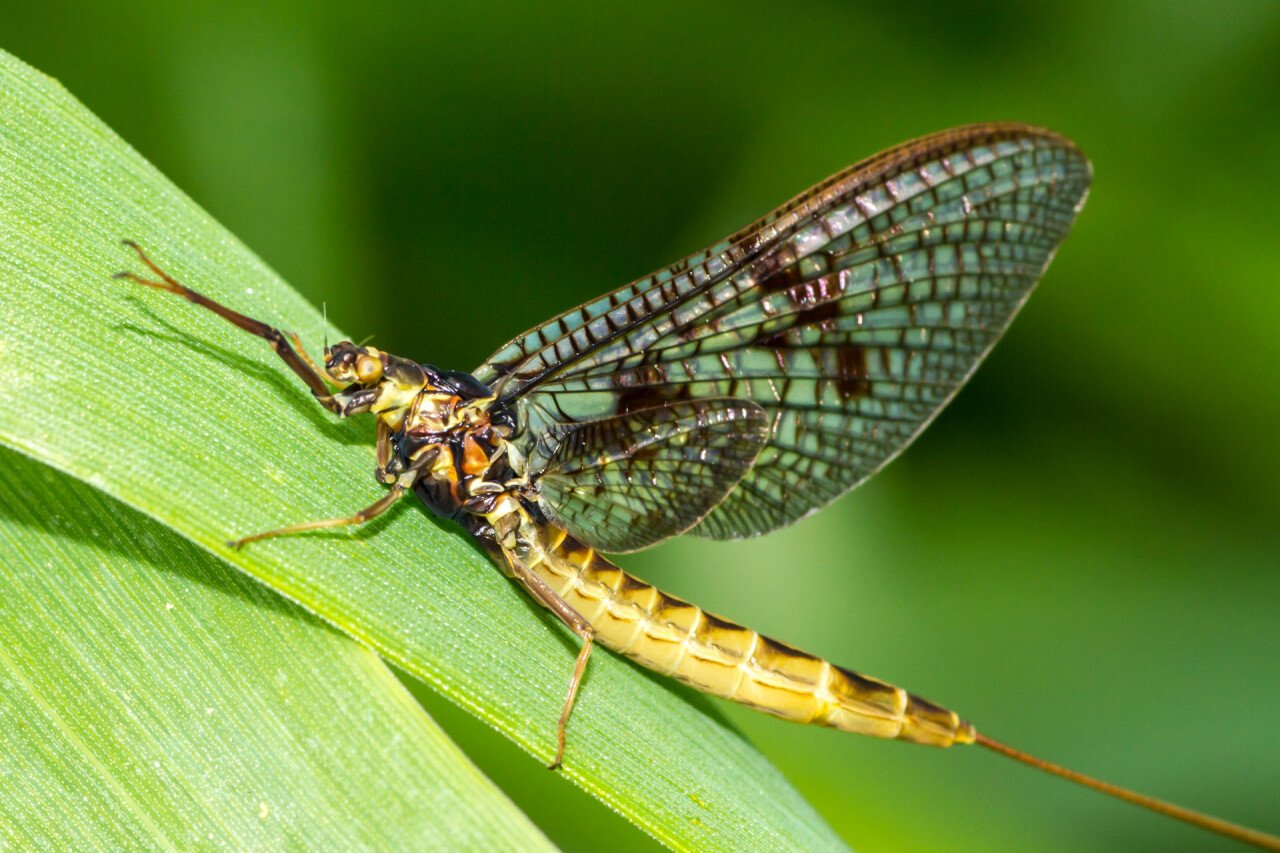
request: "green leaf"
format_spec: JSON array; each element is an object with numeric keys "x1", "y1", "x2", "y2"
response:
[
  {"x1": 0, "y1": 448, "x2": 552, "y2": 848},
  {"x1": 0, "y1": 50, "x2": 845, "y2": 850}
]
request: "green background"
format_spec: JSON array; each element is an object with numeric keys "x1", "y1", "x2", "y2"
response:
[{"x1": 6, "y1": 2, "x2": 1278, "y2": 851}]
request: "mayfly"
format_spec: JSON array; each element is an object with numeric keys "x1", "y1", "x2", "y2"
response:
[{"x1": 117, "y1": 124, "x2": 1278, "y2": 849}]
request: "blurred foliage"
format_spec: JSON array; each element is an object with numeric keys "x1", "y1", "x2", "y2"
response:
[{"x1": 6, "y1": 1, "x2": 1280, "y2": 850}]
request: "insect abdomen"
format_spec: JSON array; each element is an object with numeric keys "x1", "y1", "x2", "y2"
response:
[{"x1": 534, "y1": 526, "x2": 975, "y2": 747}]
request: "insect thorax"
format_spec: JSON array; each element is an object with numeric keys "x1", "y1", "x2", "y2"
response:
[{"x1": 388, "y1": 381, "x2": 522, "y2": 530}]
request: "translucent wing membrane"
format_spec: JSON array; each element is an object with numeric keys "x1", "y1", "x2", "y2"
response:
[
  {"x1": 527, "y1": 399, "x2": 769, "y2": 553},
  {"x1": 478, "y1": 124, "x2": 1092, "y2": 541}
]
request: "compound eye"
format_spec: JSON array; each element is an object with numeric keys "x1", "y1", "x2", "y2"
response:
[{"x1": 356, "y1": 354, "x2": 383, "y2": 384}]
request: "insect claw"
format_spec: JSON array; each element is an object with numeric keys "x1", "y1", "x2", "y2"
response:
[
  {"x1": 226, "y1": 538, "x2": 244, "y2": 550},
  {"x1": 121, "y1": 238, "x2": 139, "y2": 249}
]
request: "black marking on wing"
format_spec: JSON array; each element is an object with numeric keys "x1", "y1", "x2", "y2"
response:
[{"x1": 478, "y1": 124, "x2": 1091, "y2": 542}]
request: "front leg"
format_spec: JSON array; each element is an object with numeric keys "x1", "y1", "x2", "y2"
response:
[{"x1": 114, "y1": 241, "x2": 341, "y2": 413}]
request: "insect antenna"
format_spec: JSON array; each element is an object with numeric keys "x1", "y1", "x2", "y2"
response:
[{"x1": 975, "y1": 733, "x2": 1280, "y2": 849}]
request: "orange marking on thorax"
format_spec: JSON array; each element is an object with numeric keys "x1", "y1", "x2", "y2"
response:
[{"x1": 462, "y1": 433, "x2": 490, "y2": 477}]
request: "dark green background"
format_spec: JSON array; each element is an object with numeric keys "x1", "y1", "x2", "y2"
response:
[{"x1": 8, "y1": 2, "x2": 1278, "y2": 850}]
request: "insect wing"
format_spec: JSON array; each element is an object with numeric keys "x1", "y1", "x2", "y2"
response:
[
  {"x1": 526, "y1": 399, "x2": 769, "y2": 553},
  {"x1": 478, "y1": 124, "x2": 1091, "y2": 540}
]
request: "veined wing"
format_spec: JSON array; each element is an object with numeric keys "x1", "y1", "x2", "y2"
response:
[
  {"x1": 526, "y1": 399, "x2": 769, "y2": 553},
  {"x1": 477, "y1": 124, "x2": 1091, "y2": 541}
]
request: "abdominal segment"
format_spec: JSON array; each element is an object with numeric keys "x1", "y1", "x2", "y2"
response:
[{"x1": 528, "y1": 524, "x2": 975, "y2": 748}]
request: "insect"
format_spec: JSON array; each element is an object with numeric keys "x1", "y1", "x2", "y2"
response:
[{"x1": 116, "y1": 123, "x2": 1278, "y2": 849}]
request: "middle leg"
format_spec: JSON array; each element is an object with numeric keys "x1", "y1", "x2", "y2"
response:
[
  {"x1": 229, "y1": 484, "x2": 406, "y2": 548},
  {"x1": 229, "y1": 424, "x2": 406, "y2": 548}
]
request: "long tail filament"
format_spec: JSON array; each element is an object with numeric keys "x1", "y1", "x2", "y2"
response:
[{"x1": 975, "y1": 733, "x2": 1280, "y2": 850}]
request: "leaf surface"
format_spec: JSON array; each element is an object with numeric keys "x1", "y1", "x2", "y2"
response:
[
  {"x1": 0, "y1": 449, "x2": 552, "y2": 849},
  {"x1": 0, "y1": 49, "x2": 845, "y2": 851}
]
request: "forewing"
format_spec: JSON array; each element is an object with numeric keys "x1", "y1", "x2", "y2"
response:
[
  {"x1": 479, "y1": 124, "x2": 1091, "y2": 539},
  {"x1": 527, "y1": 399, "x2": 769, "y2": 553}
]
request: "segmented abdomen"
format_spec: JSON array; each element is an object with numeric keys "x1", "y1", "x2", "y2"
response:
[{"x1": 532, "y1": 525, "x2": 975, "y2": 747}]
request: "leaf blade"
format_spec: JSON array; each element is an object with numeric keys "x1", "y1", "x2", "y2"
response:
[
  {"x1": 0, "y1": 448, "x2": 553, "y2": 849},
  {"x1": 0, "y1": 49, "x2": 846, "y2": 851}
]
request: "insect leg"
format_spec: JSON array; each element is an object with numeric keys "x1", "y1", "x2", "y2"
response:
[
  {"x1": 502, "y1": 550, "x2": 594, "y2": 770},
  {"x1": 228, "y1": 484, "x2": 406, "y2": 549},
  {"x1": 374, "y1": 420, "x2": 396, "y2": 484},
  {"x1": 287, "y1": 331, "x2": 338, "y2": 388},
  {"x1": 230, "y1": 439, "x2": 430, "y2": 548},
  {"x1": 114, "y1": 241, "x2": 341, "y2": 412}
]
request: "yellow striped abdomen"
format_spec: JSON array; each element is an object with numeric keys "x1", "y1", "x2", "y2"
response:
[{"x1": 532, "y1": 525, "x2": 975, "y2": 748}]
